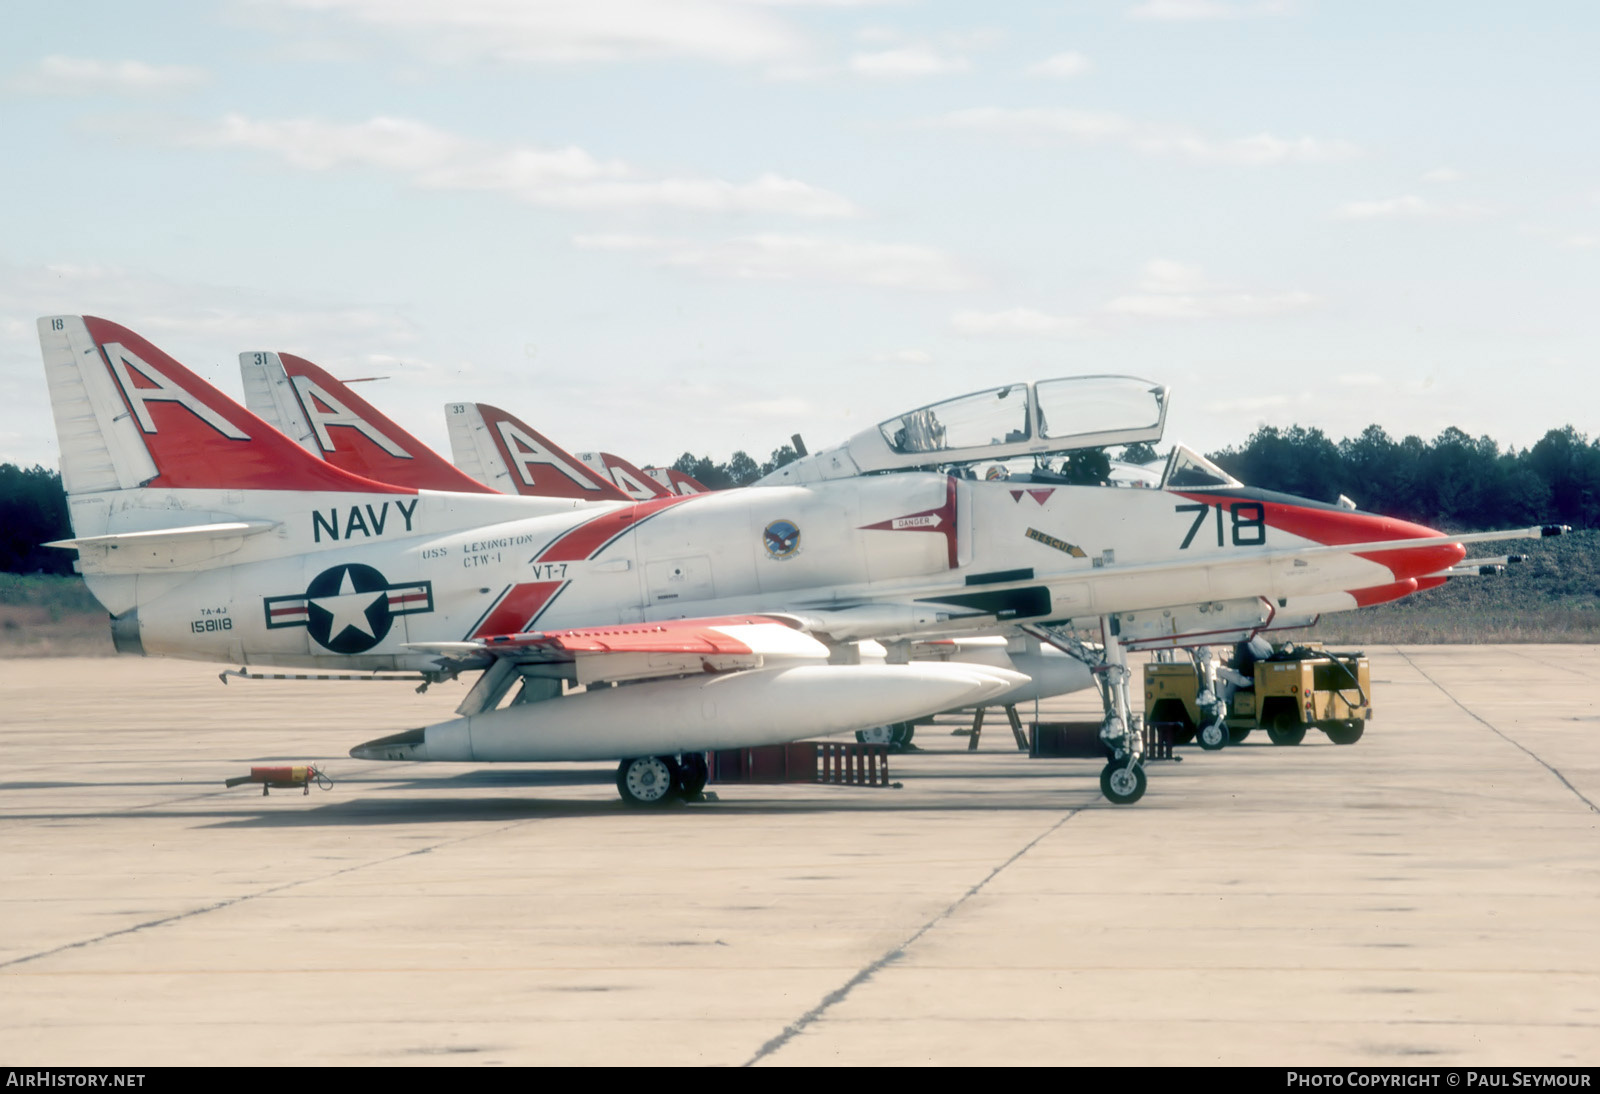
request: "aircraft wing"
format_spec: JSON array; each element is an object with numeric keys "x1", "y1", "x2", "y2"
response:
[{"x1": 406, "y1": 614, "x2": 831, "y2": 686}]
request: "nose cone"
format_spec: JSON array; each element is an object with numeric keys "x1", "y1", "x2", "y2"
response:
[
  {"x1": 1221, "y1": 494, "x2": 1466, "y2": 581},
  {"x1": 1348, "y1": 516, "x2": 1465, "y2": 582}
]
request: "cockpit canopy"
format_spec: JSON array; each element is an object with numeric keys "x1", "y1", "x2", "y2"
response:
[
  {"x1": 762, "y1": 375, "x2": 1169, "y2": 484},
  {"x1": 1159, "y1": 445, "x2": 1240, "y2": 490}
]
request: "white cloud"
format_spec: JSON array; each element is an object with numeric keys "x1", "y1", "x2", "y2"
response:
[
  {"x1": 1128, "y1": 0, "x2": 1292, "y2": 20},
  {"x1": 850, "y1": 45, "x2": 971, "y2": 79},
  {"x1": 1333, "y1": 195, "x2": 1490, "y2": 220},
  {"x1": 574, "y1": 233, "x2": 973, "y2": 291},
  {"x1": 1104, "y1": 259, "x2": 1316, "y2": 321},
  {"x1": 3, "y1": 261, "x2": 418, "y2": 349},
  {"x1": 949, "y1": 260, "x2": 1314, "y2": 338},
  {"x1": 1025, "y1": 52, "x2": 1092, "y2": 79},
  {"x1": 8, "y1": 55, "x2": 208, "y2": 96},
  {"x1": 262, "y1": 0, "x2": 806, "y2": 65},
  {"x1": 1560, "y1": 234, "x2": 1600, "y2": 250},
  {"x1": 182, "y1": 114, "x2": 858, "y2": 217},
  {"x1": 932, "y1": 108, "x2": 1358, "y2": 165},
  {"x1": 1421, "y1": 167, "x2": 1464, "y2": 183},
  {"x1": 950, "y1": 308, "x2": 1082, "y2": 336}
]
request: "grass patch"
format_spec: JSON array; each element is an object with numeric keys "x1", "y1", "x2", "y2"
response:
[{"x1": 0, "y1": 573, "x2": 113, "y2": 657}]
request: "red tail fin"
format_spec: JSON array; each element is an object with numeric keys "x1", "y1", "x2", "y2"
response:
[
  {"x1": 578, "y1": 451, "x2": 673, "y2": 500},
  {"x1": 65, "y1": 317, "x2": 410, "y2": 494},
  {"x1": 447, "y1": 403, "x2": 631, "y2": 501},
  {"x1": 250, "y1": 351, "x2": 496, "y2": 493},
  {"x1": 646, "y1": 467, "x2": 713, "y2": 495}
]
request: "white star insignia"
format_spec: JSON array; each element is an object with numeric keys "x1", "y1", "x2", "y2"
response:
[{"x1": 310, "y1": 568, "x2": 384, "y2": 642}]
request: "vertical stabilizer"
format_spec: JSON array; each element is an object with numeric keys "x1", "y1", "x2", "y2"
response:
[
  {"x1": 577, "y1": 451, "x2": 673, "y2": 501},
  {"x1": 646, "y1": 467, "x2": 713, "y2": 495},
  {"x1": 39, "y1": 316, "x2": 411, "y2": 497},
  {"x1": 446, "y1": 403, "x2": 630, "y2": 501},
  {"x1": 240, "y1": 351, "x2": 497, "y2": 493}
]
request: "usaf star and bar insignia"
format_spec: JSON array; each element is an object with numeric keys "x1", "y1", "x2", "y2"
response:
[{"x1": 264, "y1": 564, "x2": 434, "y2": 654}]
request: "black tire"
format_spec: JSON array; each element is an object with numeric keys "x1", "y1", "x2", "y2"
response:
[
  {"x1": 1228, "y1": 726, "x2": 1253, "y2": 745},
  {"x1": 1322, "y1": 720, "x2": 1365, "y2": 746},
  {"x1": 616, "y1": 756, "x2": 679, "y2": 806},
  {"x1": 1266, "y1": 708, "x2": 1307, "y2": 746},
  {"x1": 1099, "y1": 762, "x2": 1147, "y2": 805},
  {"x1": 1197, "y1": 720, "x2": 1228, "y2": 751},
  {"x1": 856, "y1": 723, "x2": 915, "y2": 751},
  {"x1": 673, "y1": 752, "x2": 709, "y2": 798}
]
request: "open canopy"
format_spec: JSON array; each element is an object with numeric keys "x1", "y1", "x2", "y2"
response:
[{"x1": 761, "y1": 375, "x2": 1170, "y2": 484}]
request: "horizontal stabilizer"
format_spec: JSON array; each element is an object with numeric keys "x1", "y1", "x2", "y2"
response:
[{"x1": 46, "y1": 520, "x2": 280, "y2": 573}]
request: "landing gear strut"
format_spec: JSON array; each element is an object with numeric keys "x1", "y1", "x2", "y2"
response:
[{"x1": 1193, "y1": 646, "x2": 1229, "y2": 752}]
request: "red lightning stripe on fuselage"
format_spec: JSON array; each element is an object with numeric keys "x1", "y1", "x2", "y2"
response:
[{"x1": 468, "y1": 495, "x2": 701, "y2": 639}]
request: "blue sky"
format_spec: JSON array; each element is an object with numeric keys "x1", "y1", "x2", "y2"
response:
[{"x1": 3, "y1": 1, "x2": 1597, "y2": 475}]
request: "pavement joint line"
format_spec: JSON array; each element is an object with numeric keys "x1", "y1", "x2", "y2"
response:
[
  {"x1": 0, "y1": 816, "x2": 541, "y2": 971},
  {"x1": 740, "y1": 807, "x2": 1084, "y2": 1066},
  {"x1": 1396, "y1": 649, "x2": 1600, "y2": 817},
  {"x1": 1501, "y1": 647, "x2": 1600, "y2": 680}
]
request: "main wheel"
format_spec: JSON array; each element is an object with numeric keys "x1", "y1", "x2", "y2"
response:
[
  {"x1": 617, "y1": 756, "x2": 679, "y2": 806},
  {"x1": 855, "y1": 723, "x2": 914, "y2": 751},
  {"x1": 1266, "y1": 708, "x2": 1307, "y2": 746},
  {"x1": 1099, "y1": 762, "x2": 1148, "y2": 805},
  {"x1": 673, "y1": 752, "x2": 710, "y2": 798},
  {"x1": 1322, "y1": 720, "x2": 1365, "y2": 746},
  {"x1": 1197, "y1": 720, "x2": 1228, "y2": 751},
  {"x1": 855, "y1": 725, "x2": 893, "y2": 745}
]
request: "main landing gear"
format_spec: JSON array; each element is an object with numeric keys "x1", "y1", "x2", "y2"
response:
[
  {"x1": 1029, "y1": 618, "x2": 1149, "y2": 806},
  {"x1": 615, "y1": 753, "x2": 709, "y2": 807}
]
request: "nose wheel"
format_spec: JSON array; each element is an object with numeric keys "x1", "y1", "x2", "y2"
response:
[{"x1": 1099, "y1": 761, "x2": 1147, "y2": 805}]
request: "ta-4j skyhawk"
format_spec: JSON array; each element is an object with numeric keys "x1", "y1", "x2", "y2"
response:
[{"x1": 39, "y1": 316, "x2": 1562, "y2": 805}]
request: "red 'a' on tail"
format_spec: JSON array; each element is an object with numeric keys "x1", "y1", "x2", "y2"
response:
[
  {"x1": 40, "y1": 316, "x2": 411, "y2": 495},
  {"x1": 241, "y1": 350, "x2": 496, "y2": 493}
]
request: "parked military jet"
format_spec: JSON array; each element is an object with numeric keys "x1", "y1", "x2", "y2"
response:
[{"x1": 41, "y1": 318, "x2": 1561, "y2": 805}]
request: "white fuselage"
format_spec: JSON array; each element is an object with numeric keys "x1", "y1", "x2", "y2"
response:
[{"x1": 91, "y1": 473, "x2": 1426, "y2": 671}]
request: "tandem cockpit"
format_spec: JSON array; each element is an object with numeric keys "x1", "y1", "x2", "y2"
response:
[{"x1": 756, "y1": 374, "x2": 1235, "y2": 491}]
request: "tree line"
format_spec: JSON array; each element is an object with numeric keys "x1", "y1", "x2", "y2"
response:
[
  {"x1": 4, "y1": 423, "x2": 1598, "y2": 573},
  {"x1": 1207, "y1": 424, "x2": 1599, "y2": 532}
]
